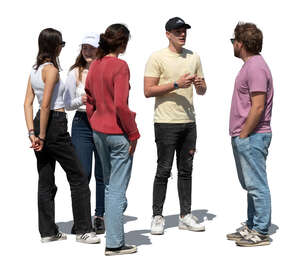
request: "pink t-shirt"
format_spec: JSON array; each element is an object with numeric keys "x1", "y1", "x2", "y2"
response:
[{"x1": 229, "y1": 55, "x2": 274, "y2": 137}]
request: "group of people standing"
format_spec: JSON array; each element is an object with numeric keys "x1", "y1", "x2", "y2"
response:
[{"x1": 24, "y1": 17, "x2": 274, "y2": 256}]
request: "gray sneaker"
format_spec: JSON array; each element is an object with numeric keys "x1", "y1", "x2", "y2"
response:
[
  {"x1": 236, "y1": 230, "x2": 271, "y2": 247},
  {"x1": 41, "y1": 232, "x2": 67, "y2": 243},
  {"x1": 227, "y1": 223, "x2": 251, "y2": 241}
]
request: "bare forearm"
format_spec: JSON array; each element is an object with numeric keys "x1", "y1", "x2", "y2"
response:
[
  {"x1": 24, "y1": 104, "x2": 34, "y2": 131},
  {"x1": 39, "y1": 106, "x2": 50, "y2": 138},
  {"x1": 145, "y1": 82, "x2": 175, "y2": 98},
  {"x1": 240, "y1": 107, "x2": 264, "y2": 138}
]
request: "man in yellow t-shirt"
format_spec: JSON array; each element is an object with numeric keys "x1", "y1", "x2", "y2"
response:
[{"x1": 144, "y1": 17, "x2": 207, "y2": 235}]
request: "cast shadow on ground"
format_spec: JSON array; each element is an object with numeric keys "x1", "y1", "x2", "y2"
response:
[
  {"x1": 57, "y1": 215, "x2": 138, "y2": 235},
  {"x1": 125, "y1": 209, "x2": 216, "y2": 247},
  {"x1": 268, "y1": 224, "x2": 279, "y2": 235}
]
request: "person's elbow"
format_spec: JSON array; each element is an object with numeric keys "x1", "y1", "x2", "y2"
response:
[
  {"x1": 144, "y1": 87, "x2": 153, "y2": 98},
  {"x1": 115, "y1": 103, "x2": 129, "y2": 118},
  {"x1": 257, "y1": 105, "x2": 265, "y2": 115},
  {"x1": 253, "y1": 103, "x2": 265, "y2": 115},
  {"x1": 24, "y1": 100, "x2": 33, "y2": 110},
  {"x1": 40, "y1": 103, "x2": 51, "y2": 111}
]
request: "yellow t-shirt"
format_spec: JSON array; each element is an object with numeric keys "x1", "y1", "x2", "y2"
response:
[{"x1": 144, "y1": 47, "x2": 204, "y2": 123}]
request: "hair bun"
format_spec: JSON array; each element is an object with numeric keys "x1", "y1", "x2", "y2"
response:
[{"x1": 99, "y1": 33, "x2": 109, "y2": 52}]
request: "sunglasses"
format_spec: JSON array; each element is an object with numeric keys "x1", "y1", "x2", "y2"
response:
[
  {"x1": 230, "y1": 38, "x2": 235, "y2": 44},
  {"x1": 60, "y1": 41, "x2": 66, "y2": 47}
]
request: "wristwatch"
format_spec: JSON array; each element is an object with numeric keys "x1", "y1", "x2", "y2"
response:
[{"x1": 174, "y1": 82, "x2": 179, "y2": 89}]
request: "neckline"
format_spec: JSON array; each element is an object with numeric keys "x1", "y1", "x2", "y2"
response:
[
  {"x1": 165, "y1": 47, "x2": 185, "y2": 57},
  {"x1": 103, "y1": 55, "x2": 118, "y2": 59}
]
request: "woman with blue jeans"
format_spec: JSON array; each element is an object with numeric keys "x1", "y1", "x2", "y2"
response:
[
  {"x1": 64, "y1": 33, "x2": 105, "y2": 234},
  {"x1": 85, "y1": 24, "x2": 140, "y2": 256}
]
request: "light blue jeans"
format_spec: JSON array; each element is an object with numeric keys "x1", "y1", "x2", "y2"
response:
[
  {"x1": 231, "y1": 132, "x2": 272, "y2": 235},
  {"x1": 93, "y1": 131, "x2": 133, "y2": 248}
]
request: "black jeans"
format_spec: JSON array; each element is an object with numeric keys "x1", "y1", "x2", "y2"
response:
[
  {"x1": 33, "y1": 110, "x2": 93, "y2": 237},
  {"x1": 153, "y1": 122, "x2": 197, "y2": 216}
]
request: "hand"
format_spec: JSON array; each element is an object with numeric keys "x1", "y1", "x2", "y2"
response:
[
  {"x1": 29, "y1": 135, "x2": 39, "y2": 150},
  {"x1": 129, "y1": 139, "x2": 137, "y2": 156},
  {"x1": 34, "y1": 136, "x2": 45, "y2": 151},
  {"x1": 239, "y1": 134, "x2": 248, "y2": 139},
  {"x1": 194, "y1": 77, "x2": 206, "y2": 95},
  {"x1": 81, "y1": 94, "x2": 87, "y2": 104},
  {"x1": 176, "y1": 73, "x2": 196, "y2": 88},
  {"x1": 194, "y1": 76, "x2": 206, "y2": 88}
]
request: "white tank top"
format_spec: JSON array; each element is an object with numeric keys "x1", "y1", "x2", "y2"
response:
[{"x1": 30, "y1": 62, "x2": 65, "y2": 110}]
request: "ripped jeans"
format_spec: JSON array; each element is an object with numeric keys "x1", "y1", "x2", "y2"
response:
[{"x1": 153, "y1": 122, "x2": 196, "y2": 216}]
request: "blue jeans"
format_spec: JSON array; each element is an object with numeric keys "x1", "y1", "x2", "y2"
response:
[
  {"x1": 231, "y1": 132, "x2": 272, "y2": 235},
  {"x1": 93, "y1": 131, "x2": 133, "y2": 248},
  {"x1": 71, "y1": 111, "x2": 105, "y2": 217}
]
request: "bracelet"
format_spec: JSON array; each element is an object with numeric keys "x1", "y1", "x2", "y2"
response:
[
  {"x1": 38, "y1": 136, "x2": 46, "y2": 142},
  {"x1": 28, "y1": 129, "x2": 35, "y2": 137}
]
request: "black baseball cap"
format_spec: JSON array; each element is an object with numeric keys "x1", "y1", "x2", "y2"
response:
[{"x1": 165, "y1": 17, "x2": 191, "y2": 31}]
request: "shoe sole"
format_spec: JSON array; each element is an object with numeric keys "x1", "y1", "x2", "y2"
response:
[
  {"x1": 236, "y1": 241, "x2": 271, "y2": 247},
  {"x1": 105, "y1": 247, "x2": 137, "y2": 256},
  {"x1": 179, "y1": 225, "x2": 205, "y2": 232},
  {"x1": 76, "y1": 239, "x2": 101, "y2": 244},
  {"x1": 150, "y1": 230, "x2": 164, "y2": 235},
  {"x1": 41, "y1": 236, "x2": 67, "y2": 243},
  {"x1": 95, "y1": 230, "x2": 105, "y2": 235}
]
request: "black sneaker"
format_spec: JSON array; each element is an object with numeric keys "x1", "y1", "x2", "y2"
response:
[
  {"x1": 236, "y1": 230, "x2": 271, "y2": 247},
  {"x1": 94, "y1": 217, "x2": 105, "y2": 234},
  {"x1": 105, "y1": 245, "x2": 137, "y2": 256}
]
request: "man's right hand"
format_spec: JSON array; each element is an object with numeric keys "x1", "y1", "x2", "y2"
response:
[{"x1": 176, "y1": 73, "x2": 196, "y2": 88}]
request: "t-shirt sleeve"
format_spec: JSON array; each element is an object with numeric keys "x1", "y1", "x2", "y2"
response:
[
  {"x1": 196, "y1": 54, "x2": 204, "y2": 78},
  {"x1": 144, "y1": 54, "x2": 161, "y2": 78},
  {"x1": 248, "y1": 65, "x2": 268, "y2": 93}
]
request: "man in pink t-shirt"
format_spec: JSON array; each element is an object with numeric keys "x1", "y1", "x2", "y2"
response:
[{"x1": 227, "y1": 22, "x2": 274, "y2": 247}]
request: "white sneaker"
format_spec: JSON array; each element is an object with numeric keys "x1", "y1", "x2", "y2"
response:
[
  {"x1": 41, "y1": 232, "x2": 67, "y2": 243},
  {"x1": 178, "y1": 214, "x2": 205, "y2": 232},
  {"x1": 151, "y1": 215, "x2": 165, "y2": 235},
  {"x1": 76, "y1": 232, "x2": 101, "y2": 244}
]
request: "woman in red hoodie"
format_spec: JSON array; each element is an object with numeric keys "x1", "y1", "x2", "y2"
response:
[{"x1": 85, "y1": 24, "x2": 140, "y2": 256}]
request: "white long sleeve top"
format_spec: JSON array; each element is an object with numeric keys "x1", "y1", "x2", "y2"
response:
[{"x1": 64, "y1": 68, "x2": 86, "y2": 112}]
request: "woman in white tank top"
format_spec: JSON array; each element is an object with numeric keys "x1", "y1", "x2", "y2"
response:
[
  {"x1": 23, "y1": 28, "x2": 100, "y2": 244},
  {"x1": 64, "y1": 33, "x2": 105, "y2": 234}
]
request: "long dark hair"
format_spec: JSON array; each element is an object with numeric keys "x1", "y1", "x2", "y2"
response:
[
  {"x1": 69, "y1": 49, "x2": 87, "y2": 81},
  {"x1": 34, "y1": 28, "x2": 63, "y2": 70},
  {"x1": 97, "y1": 24, "x2": 130, "y2": 59}
]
